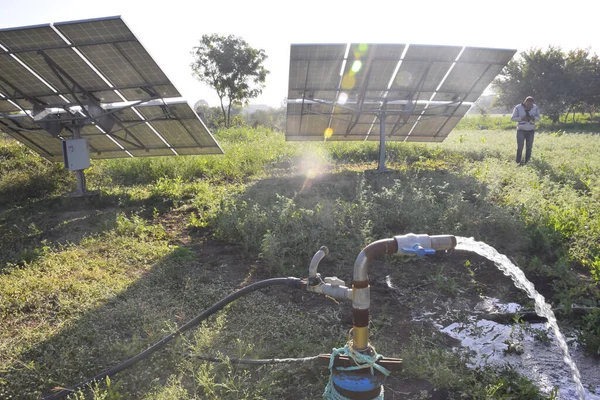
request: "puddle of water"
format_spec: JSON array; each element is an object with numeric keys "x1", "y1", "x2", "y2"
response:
[
  {"x1": 440, "y1": 298, "x2": 600, "y2": 399},
  {"x1": 385, "y1": 278, "x2": 600, "y2": 398},
  {"x1": 456, "y1": 237, "x2": 587, "y2": 400}
]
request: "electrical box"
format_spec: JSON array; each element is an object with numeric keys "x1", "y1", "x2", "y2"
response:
[{"x1": 62, "y1": 139, "x2": 90, "y2": 171}]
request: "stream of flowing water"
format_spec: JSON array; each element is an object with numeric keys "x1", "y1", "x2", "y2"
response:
[{"x1": 456, "y1": 236, "x2": 586, "y2": 400}]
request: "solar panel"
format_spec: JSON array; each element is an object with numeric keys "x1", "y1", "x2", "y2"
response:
[
  {"x1": 286, "y1": 43, "x2": 515, "y2": 145},
  {"x1": 3, "y1": 100, "x2": 221, "y2": 159},
  {"x1": 0, "y1": 16, "x2": 221, "y2": 166},
  {"x1": 0, "y1": 24, "x2": 65, "y2": 52}
]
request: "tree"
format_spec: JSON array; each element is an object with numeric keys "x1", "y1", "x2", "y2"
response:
[
  {"x1": 493, "y1": 47, "x2": 600, "y2": 123},
  {"x1": 245, "y1": 106, "x2": 286, "y2": 131},
  {"x1": 494, "y1": 47, "x2": 568, "y2": 123},
  {"x1": 565, "y1": 49, "x2": 600, "y2": 120},
  {"x1": 191, "y1": 35, "x2": 269, "y2": 128}
]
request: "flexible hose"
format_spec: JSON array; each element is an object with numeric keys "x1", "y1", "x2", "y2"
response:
[
  {"x1": 42, "y1": 277, "x2": 304, "y2": 400},
  {"x1": 194, "y1": 355, "x2": 320, "y2": 365}
]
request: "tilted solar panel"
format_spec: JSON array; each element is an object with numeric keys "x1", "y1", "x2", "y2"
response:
[
  {"x1": 0, "y1": 16, "x2": 221, "y2": 162},
  {"x1": 2, "y1": 100, "x2": 221, "y2": 160},
  {"x1": 286, "y1": 43, "x2": 515, "y2": 144}
]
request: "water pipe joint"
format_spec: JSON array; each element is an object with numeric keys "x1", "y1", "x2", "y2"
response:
[
  {"x1": 401, "y1": 243, "x2": 435, "y2": 257},
  {"x1": 394, "y1": 233, "x2": 456, "y2": 257},
  {"x1": 307, "y1": 275, "x2": 353, "y2": 301}
]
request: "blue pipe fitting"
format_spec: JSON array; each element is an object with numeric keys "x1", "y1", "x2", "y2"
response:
[
  {"x1": 401, "y1": 244, "x2": 436, "y2": 257},
  {"x1": 331, "y1": 370, "x2": 385, "y2": 393}
]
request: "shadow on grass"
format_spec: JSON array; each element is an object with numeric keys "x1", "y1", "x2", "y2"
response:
[
  {"x1": 1, "y1": 238, "x2": 271, "y2": 399},
  {"x1": 0, "y1": 194, "x2": 180, "y2": 273},
  {"x1": 528, "y1": 157, "x2": 594, "y2": 194}
]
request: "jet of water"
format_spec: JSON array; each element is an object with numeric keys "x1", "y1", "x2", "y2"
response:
[{"x1": 455, "y1": 237, "x2": 586, "y2": 400}]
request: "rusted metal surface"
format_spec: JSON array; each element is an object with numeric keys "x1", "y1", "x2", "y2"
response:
[
  {"x1": 352, "y1": 308, "x2": 369, "y2": 327},
  {"x1": 362, "y1": 238, "x2": 398, "y2": 259}
]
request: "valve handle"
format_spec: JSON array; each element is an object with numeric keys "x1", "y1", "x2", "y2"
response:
[{"x1": 401, "y1": 244, "x2": 436, "y2": 257}]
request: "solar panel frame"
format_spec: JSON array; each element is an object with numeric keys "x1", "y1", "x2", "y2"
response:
[
  {"x1": 53, "y1": 16, "x2": 135, "y2": 45},
  {"x1": 0, "y1": 99, "x2": 19, "y2": 113},
  {"x1": 0, "y1": 16, "x2": 181, "y2": 105},
  {"x1": 53, "y1": 17, "x2": 181, "y2": 99},
  {"x1": 286, "y1": 43, "x2": 516, "y2": 143},
  {"x1": 0, "y1": 16, "x2": 222, "y2": 162}
]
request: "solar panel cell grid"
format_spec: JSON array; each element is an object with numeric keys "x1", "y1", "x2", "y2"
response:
[
  {"x1": 179, "y1": 120, "x2": 217, "y2": 147},
  {"x1": 0, "y1": 25, "x2": 64, "y2": 52},
  {"x1": 44, "y1": 47, "x2": 111, "y2": 91},
  {"x1": 0, "y1": 53, "x2": 57, "y2": 97},
  {"x1": 78, "y1": 43, "x2": 145, "y2": 88},
  {"x1": 55, "y1": 17, "x2": 135, "y2": 45},
  {"x1": 290, "y1": 44, "x2": 347, "y2": 61},
  {"x1": 0, "y1": 100, "x2": 18, "y2": 112},
  {"x1": 82, "y1": 132, "x2": 127, "y2": 153},
  {"x1": 115, "y1": 42, "x2": 174, "y2": 88},
  {"x1": 365, "y1": 60, "x2": 401, "y2": 91},
  {"x1": 0, "y1": 16, "x2": 221, "y2": 160},
  {"x1": 286, "y1": 42, "x2": 515, "y2": 143},
  {"x1": 152, "y1": 120, "x2": 197, "y2": 147}
]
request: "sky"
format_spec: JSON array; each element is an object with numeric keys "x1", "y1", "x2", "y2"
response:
[{"x1": 1, "y1": 0, "x2": 598, "y2": 108}]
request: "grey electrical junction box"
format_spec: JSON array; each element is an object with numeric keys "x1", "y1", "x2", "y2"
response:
[{"x1": 62, "y1": 139, "x2": 90, "y2": 171}]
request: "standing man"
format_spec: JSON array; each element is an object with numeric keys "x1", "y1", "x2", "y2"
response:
[{"x1": 511, "y1": 96, "x2": 541, "y2": 165}]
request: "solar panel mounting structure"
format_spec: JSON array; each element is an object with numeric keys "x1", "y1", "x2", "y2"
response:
[
  {"x1": 286, "y1": 43, "x2": 515, "y2": 170},
  {"x1": 0, "y1": 16, "x2": 222, "y2": 196}
]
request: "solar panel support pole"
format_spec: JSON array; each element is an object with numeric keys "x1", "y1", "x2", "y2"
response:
[{"x1": 378, "y1": 111, "x2": 387, "y2": 171}]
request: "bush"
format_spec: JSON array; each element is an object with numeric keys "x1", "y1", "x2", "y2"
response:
[{"x1": 0, "y1": 139, "x2": 71, "y2": 204}]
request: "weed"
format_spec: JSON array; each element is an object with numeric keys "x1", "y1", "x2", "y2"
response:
[{"x1": 576, "y1": 309, "x2": 600, "y2": 356}]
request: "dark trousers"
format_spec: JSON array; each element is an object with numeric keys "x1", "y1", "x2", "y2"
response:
[{"x1": 516, "y1": 129, "x2": 535, "y2": 164}]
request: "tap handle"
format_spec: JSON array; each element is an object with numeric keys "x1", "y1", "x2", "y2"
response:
[{"x1": 401, "y1": 244, "x2": 436, "y2": 257}]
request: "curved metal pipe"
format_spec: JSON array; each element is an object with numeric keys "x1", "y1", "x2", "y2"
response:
[
  {"x1": 353, "y1": 239, "x2": 398, "y2": 283},
  {"x1": 351, "y1": 235, "x2": 456, "y2": 351},
  {"x1": 351, "y1": 238, "x2": 398, "y2": 351},
  {"x1": 308, "y1": 246, "x2": 329, "y2": 278}
]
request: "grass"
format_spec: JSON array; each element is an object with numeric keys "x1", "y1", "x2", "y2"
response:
[
  {"x1": 457, "y1": 112, "x2": 600, "y2": 132},
  {"x1": 2, "y1": 125, "x2": 599, "y2": 399}
]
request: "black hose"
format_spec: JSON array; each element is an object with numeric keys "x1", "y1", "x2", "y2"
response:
[{"x1": 42, "y1": 277, "x2": 304, "y2": 400}]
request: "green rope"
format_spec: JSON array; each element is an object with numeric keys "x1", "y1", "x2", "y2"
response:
[{"x1": 322, "y1": 344, "x2": 390, "y2": 400}]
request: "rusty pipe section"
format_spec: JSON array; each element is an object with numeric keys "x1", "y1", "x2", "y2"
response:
[
  {"x1": 351, "y1": 234, "x2": 456, "y2": 351},
  {"x1": 351, "y1": 239, "x2": 398, "y2": 351}
]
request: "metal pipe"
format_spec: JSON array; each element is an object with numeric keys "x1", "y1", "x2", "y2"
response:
[
  {"x1": 351, "y1": 234, "x2": 456, "y2": 351},
  {"x1": 378, "y1": 111, "x2": 386, "y2": 171},
  {"x1": 308, "y1": 246, "x2": 329, "y2": 278},
  {"x1": 308, "y1": 281, "x2": 352, "y2": 301},
  {"x1": 351, "y1": 238, "x2": 398, "y2": 351}
]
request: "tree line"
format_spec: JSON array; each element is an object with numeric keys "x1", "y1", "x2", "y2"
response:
[
  {"x1": 493, "y1": 47, "x2": 600, "y2": 123},
  {"x1": 189, "y1": 36, "x2": 600, "y2": 129}
]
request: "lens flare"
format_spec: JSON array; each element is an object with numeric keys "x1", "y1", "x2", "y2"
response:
[
  {"x1": 341, "y1": 74, "x2": 356, "y2": 89},
  {"x1": 395, "y1": 70, "x2": 413, "y2": 86},
  {"x1": 351, "y1": 60, "x2": 362, "y2": 73},
  {"x1": 324, "y1": 127, "x2": 333, "y2": 138},
  {"x1": 337, "y1": 92, "x2": 348, "y2": 105},
  {"x1": 299, "y1": 150, "x2": 327, "y2": 193},
  {"x1": 354, "y1": 43, "x2": 368, "y2": 58}
]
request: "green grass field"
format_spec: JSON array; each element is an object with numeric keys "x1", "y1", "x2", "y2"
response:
[{"x1": 1, "y1": 125, "x2": 599, "y2": 399}]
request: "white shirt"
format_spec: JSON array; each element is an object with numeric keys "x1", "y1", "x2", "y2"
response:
[{"x1": 511, "y1": 103, "x2": 541, "y2": 131}]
